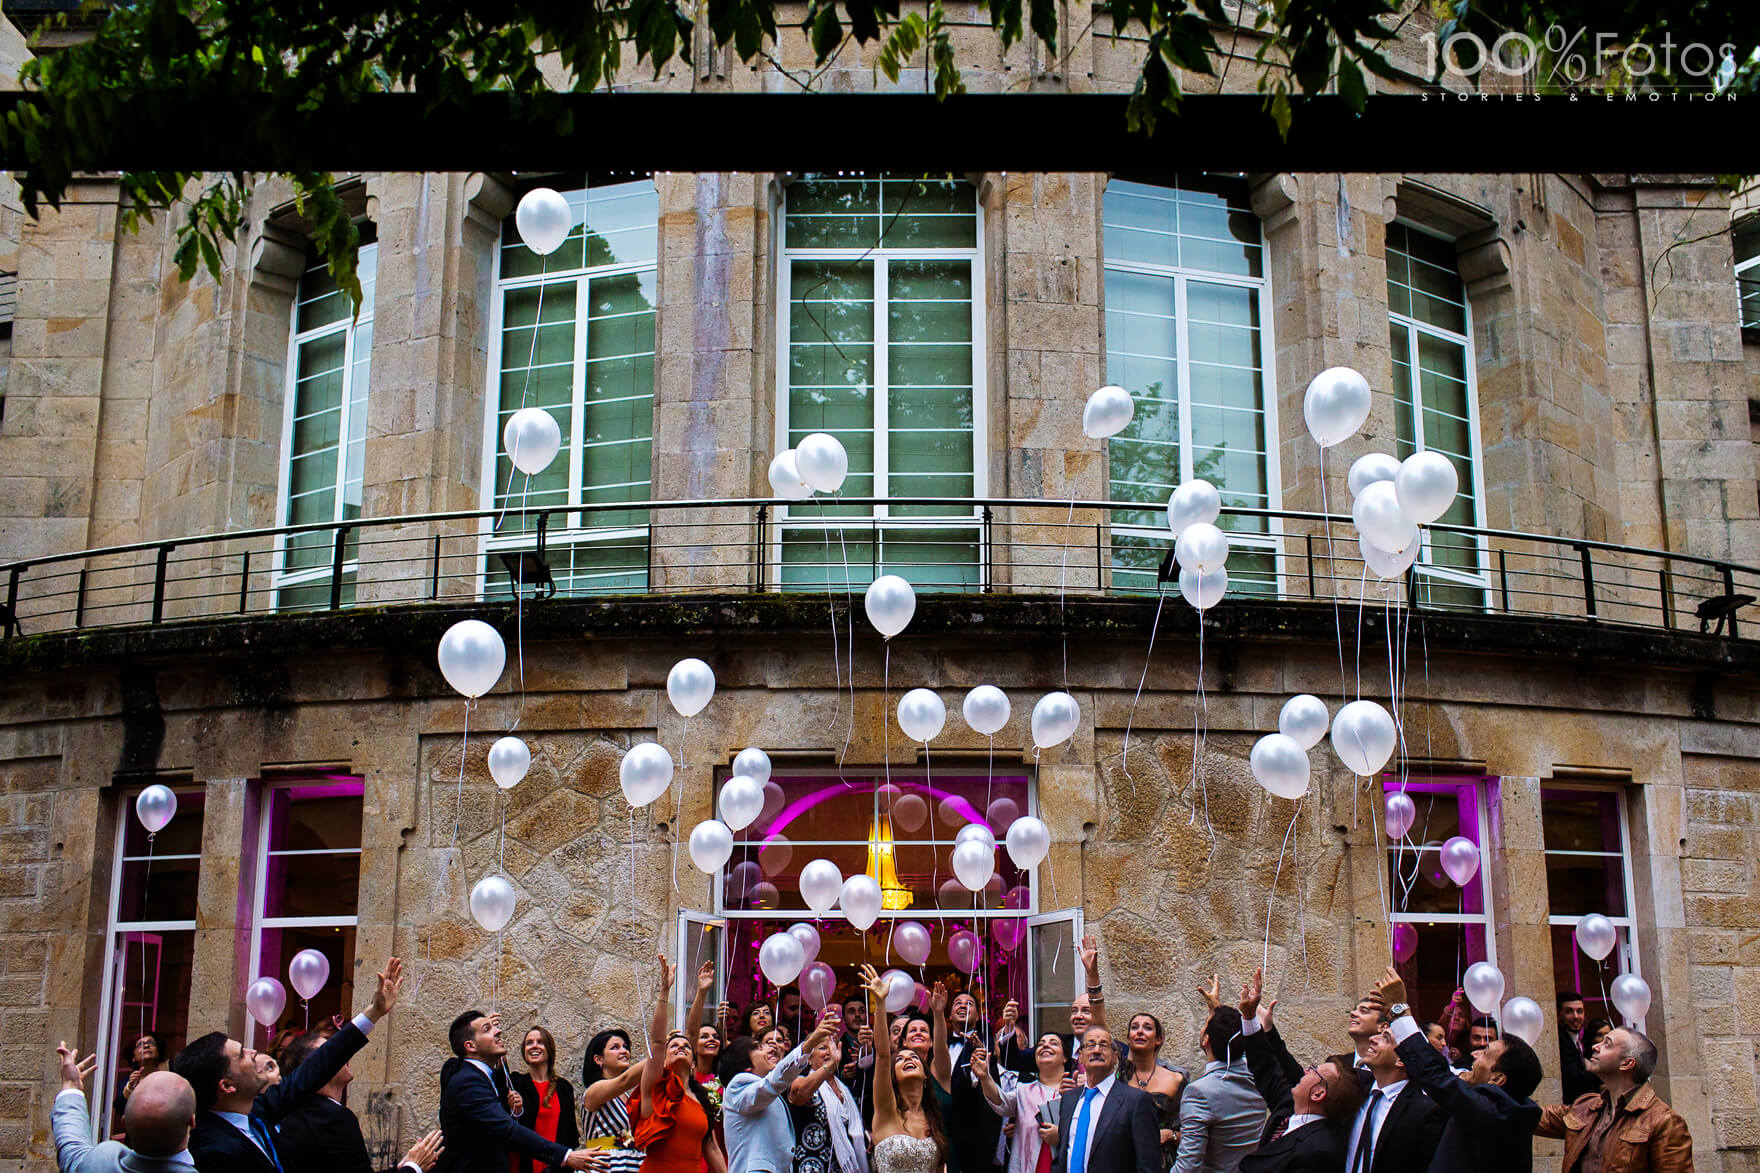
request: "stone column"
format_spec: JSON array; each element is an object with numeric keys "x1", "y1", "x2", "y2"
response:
[
  {"x1": 1492, "y1": 777, "x2": 1560, "y2": 1107},
  {"x1": 187, "y1": 777, "x2": 257, "y2": 1044}
]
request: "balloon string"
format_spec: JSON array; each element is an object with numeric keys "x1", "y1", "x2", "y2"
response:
[
  {"x1": 819, "y1": 499, "x2": 844, "y2": 769},
  {"x1": 509, "y1": 472, "x2": 530, "y2": 731},
  {"x1": 1318, "y1": 446, "x2": 1346, "y2": 705},
  {"x1": 1038, "y1": 750, "x2": 1064, "y2": 976},
  {"x1": 833, "y1": 491, "x2": 855, "y2": 774},
  {"x1": 1363, "y1": 768, "x2": 1393, "y2": 963},
  {"x1": 140, "y1": 829, "x2": 155, "y2": 1038},
  {"x1": 1263, "y1": 798, "x2": 1301, "y2": 978},
  {"x1": 670, "y1": 717, "x2": 689, "y2": 901},
  {"x1": 451, "y1": 701, "x2": 472, "y2": 850},
  {"x1": 1057, "y1": 493, "x2": 1076, "y2": 691},
  {"x1": 1189, "y1": 573, "x2": 1216, "y2": 861},
  {"x1": 302, "y1": 997, "x2": 310, "y2": 1032},
  {"x1": 1121, "y1": 580, "x2": 1168, "y2": 790},
  {"x1": 1354, "y1": 565, "x2": 1367, "y2": 702}
]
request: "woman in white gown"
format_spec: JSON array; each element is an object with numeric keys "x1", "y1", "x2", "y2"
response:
[{"x1": 859, "y1": 964, "x2": 946, "y2": 1173}]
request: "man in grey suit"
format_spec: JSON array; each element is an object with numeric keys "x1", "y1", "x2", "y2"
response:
[
  {"x1": 52, "y1": 1042, "x2": 197, "y2": 1172},
  {"x1": 1050, "y1": 1026, "x2": 1160, "y2": 1173},
  {"x1": 1174, "y1": 1006, "x2": 1268, "y2": 1173}
]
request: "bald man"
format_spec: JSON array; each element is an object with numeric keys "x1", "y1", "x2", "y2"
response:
[{"x1": 52, "y1": 1042, "x2": 197, "y2": 1172}]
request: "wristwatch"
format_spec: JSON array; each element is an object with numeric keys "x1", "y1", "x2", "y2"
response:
[{"x1": 1389, "y1": 1002, "x2": 1410, "y2": 1018}]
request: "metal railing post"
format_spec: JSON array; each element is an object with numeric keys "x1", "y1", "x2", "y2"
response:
[
  {"x1": 75, "y1": 568, "x2": 88, "y2": 628},
  {"x1": 1578, "y1": 544, "x2": 1597, "y2": 618},
  {"x1": 645, "y1": 512, "x2": 655, "y2": 591},
  {"x1": 1659, "y1": 565, "x2": 1674, "y2": 629},
  {"x1": 1498, "y1": 549, "x2": 1510, "y2": 611},
  {"x1": 982, "y1": 506, "x2": 994, "y2": 594},
  {"x1": 3, "y1": 564, "x2": 19, "y2": 636},
  {"x1": 152, "y1": 545, "x2": 172, "y2": 624},
  {"x1": 1722, "y1": 564, "x2": 1739, "y2": 638},
  {"x1": 329, "y1": 526, "x2": 350, "y2": 610},
  {"x1": 430, "y1": 535, "x2": 442, "y2": 600},
  {"x1": 1305, "y1": 533, "x2": 1315, "y2": 598},
  {"x1": 238, "y1": 550, "x2": 251, "y2": 614},
  {"x1": 753, "y1": 505, "x2": 768, "y2": 593}
]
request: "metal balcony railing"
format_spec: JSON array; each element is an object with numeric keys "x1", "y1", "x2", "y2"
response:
[{"x1": 2, "y1": 497, "x2": 1756, "y2": 642}]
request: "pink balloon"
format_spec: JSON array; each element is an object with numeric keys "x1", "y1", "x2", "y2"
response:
[
  {"x1": 1392, "y1": 922, "x2": 1419, "y2": 962},
  {"x1": 1004, "y1": 885, "x2": 1031, "y2": 911},
  {"x1": 894, "y1": 920, "x2": 932, "y2": 966},
  {"x1": 800, "y1": 961, "x2": 836, "y2": 1010},
  {"x1": 913, "y1": 983, "x2": 930, "y2": 1011},
  {"x1": 892, "y1": 794, "x2": 928, "y2": 833},
  {"x1": 992, "y1": 918, "x2": 1025, "y2": 951},
  {"x1": 726, "y1": 860, "x2": 762, "y2": 904},
  {"x1": 758, "y1": 835, "x2": 794, "y2": 876},
  {"x1": 985, "y1": 797, "x2": 1020, "y2": 832},
  {"x1": 948, "y1": 929, "x2": 982, "y2": 974},
  {"x1": 937, "y1": 797, "x2": 970, "y2": 829},
  {"x1": 760, "y1": 782, "x2": 786, "y2": 822},
  {"x1": 1440, "y1": 836, "x2": 1480, "y2": 887}
]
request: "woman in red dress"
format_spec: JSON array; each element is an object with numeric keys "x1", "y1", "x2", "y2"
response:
[
  {"x1": 631, "y1": 956, "x2": 727, "y2": 1173},
  {"x1": 510, "y1": 1025, "x2": 579, "y2": 1173}
]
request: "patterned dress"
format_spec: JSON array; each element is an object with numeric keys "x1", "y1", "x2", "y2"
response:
[{"x1": 582, "y1": 1091, "x2": 646, "y2": 1173}]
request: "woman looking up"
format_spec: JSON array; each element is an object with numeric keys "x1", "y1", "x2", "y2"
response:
[
  {"x1": 1122, "y1": 1012, "x2": 1186, "y2": 1169},
  {"x1": 631, "y1": 956, "x2": 726, "y2": 1173},
  {"x1": 581, "y1": 1027, "x2": 647, "y2": 1173},
  {"x1": 861, "y1": 964, "x2": 947, "y2": 1173}
]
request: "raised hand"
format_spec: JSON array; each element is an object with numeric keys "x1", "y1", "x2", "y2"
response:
[
  {"x1": 1238, "y1": 968, "x2": 1263, "y2": 1021},
  {"x1": 658, "y1": 952, "x2": 675, "y2": 991},
  {"x1": 506, "y1": 1087, "x2": 524, "y2": 1116},
  {"x1": 1197, "y1": 974, "x2": 1221, "y2": 1010},
  {"x1": 368, "y1": 957, "x2": 405, "y2": 1020},
  {"x1": 860, "y1": 963, "x2": 888, "y2": 1001},
  {"x1": 1079, "y1": 934, "x2": 1099, "y2": 975},
  {"x1": 696, "y1": 961, "x2": 715, "y2": 994},
  {"x1": 929, "y1": 981, "x2": 948, "y2": 1014},
  {"x1": 807, "y1": 1006, "x2": 841, "y2": 1049},
  {"x1": 403, "y1": 1129, "x2": 444, "y2": 1171},
  {"x1": 970, "y1": 1047, "x2": 990, "y2": 1080},
  {"x1": 1259, "y1": 998, "x2": 1277, "y2": 1031},
  {"x1": 1000, "y1": 999, "x2": 1019, "y2": 1031},
  {"x1": 1372, "y1": 966, "x2": 1406, "y2": 1011},
  {"x1": 57, "y1": 1043, "x2": 97, "y2": 1093}
]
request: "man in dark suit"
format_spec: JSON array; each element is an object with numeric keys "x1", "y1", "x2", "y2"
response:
[
  {"x1": 943, "y1": 989, "x2": 1005, "y2": 1172},
  {"x1": 1369, "y1": 968, "x2": 1542, "y2": 1173},
  {"x1": 436, "y1": 1010, "x2": 598, "y2": 1172},
  {"x1": 1050, "y1": 1026, "x2": 1160, "y2": 1173},
  {"x1": 1236, "y1": 967, "x2": 1365, "y2": 1162},
  {"x1": 1349, "y1": 1026, "x2": 1444, "y2": 1173},
  {"x1": 275, "y1": 1025, "x2": 444, "y2": 1173},
  {"x1": 172, "y1": 956, "x2": 409, "y2": 1173},
  {"x1": 1555, "y1": 990, "x2": 1598, "y2": 1102}
]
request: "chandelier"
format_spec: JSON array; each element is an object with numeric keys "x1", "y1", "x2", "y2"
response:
[{"x1": 866, "y1": 811, "x2": 914, "y2": 910}]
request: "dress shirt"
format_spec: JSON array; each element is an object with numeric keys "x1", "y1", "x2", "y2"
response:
[
  {"x1": 1344, "y1": 1080, "x2": 1405, "y2": 1173},
  {"x1": 1575, "y1": 1089, "x2": 1637, "y2": 1173},
  {"x1": 212, "y1": 1111, "x2": 269, "y2": 1158},
  {"x1": 1284, "y1": 1112, "x2": 1325, "y2": 1135},
  {"x1": 1075, "y1": 1073, "x2": 1116, "y2": 1173}
]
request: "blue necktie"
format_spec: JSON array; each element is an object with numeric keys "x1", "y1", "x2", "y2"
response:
[
  {"x1": 249, "y1": 1115, "x2": 285, "y2": 1173},
  {"x1": 1070, "y1": 1087, "x2": 1099, "y2": 1173}
]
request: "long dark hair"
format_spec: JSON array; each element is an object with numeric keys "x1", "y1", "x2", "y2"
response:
[
  {"x1": 582, "y1": 1028, "x2": 632, "y2": 1089},
  {"x1": 889, "y1": 1049, "x2": 947, "y2": 1162},
  {"x1": 521, "y1": 1025, "x2": 563, "y2": 1112},
  {"x1": 666, "y1": 1030, "x2": 717, "y2": 1121}
]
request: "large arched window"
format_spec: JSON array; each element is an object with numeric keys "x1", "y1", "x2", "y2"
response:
[
  {"x1": 1101, "y1": 175, "x2": 1279, "y2": 593},
  {"x1": 481, "y1": 176, "x2": 659, "y2": 595},
  {"x1": 775, "y1": 174, "x2": 986, "y2": 592}
]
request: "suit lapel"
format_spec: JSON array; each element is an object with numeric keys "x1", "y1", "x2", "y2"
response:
[{"x1": 1091, "y1": 1084, "x2": 1126, "y2": 1147}]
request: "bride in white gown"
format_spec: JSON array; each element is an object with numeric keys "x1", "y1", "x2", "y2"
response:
[{"x1": 860, "y1": 964, "x2": 947, "y2": 1173}]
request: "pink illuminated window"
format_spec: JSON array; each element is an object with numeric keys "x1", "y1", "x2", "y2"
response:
[{"x1": 1542, "y1": 786, "x2": 1639, "y2": 1030}]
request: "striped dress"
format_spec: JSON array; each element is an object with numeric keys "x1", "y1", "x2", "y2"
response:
[{"x1": 582, "y1": 1091, "x2": 646, "y2": 1173}]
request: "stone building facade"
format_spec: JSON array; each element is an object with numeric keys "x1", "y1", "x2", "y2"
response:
[{"x1": 2, "y1": 12, "x2": 1760, "y2": 1173}]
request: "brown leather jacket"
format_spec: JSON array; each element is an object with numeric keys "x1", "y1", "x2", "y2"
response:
[{"x1": 1535, "y1": 1084, "x2": 1694, "y2": 1173}]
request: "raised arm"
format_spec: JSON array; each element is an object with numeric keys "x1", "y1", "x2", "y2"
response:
[
  {"x1": 861, "y1": 965, "x2": 902, "y2": 1137},
  {"x1": 639, "y1": 955, "x2": 674, "y2": 1117},
  {"x1": 261, "y1": 956, "x2": 400, "y2": 1123},
  {"x1": 928, "y1": 981, "x2": 953, "y2": 1089},
  {"x1": 580, "y1": 1061, "x2": 645, "y2": 1112},
  {"x1": 686, "y1": 962, "x2": 714, "y2": 1046},
  {"x1": 1371, "y1": 968, "x2": 1496, "y2": 1129},
  {"x1": 1080, "y1": 935, "x2": 1108, "y2": 1030}
]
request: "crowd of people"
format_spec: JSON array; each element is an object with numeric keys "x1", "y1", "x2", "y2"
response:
[{"x1": 49, "y1": 946, "x2": 1697, "y2": 1173}]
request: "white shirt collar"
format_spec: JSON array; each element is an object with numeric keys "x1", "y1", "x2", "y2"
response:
[
  {"x1": 1286, "y1": 1112, "x2": 1325, "y2": 1133},
  {"x1": 1373, "y1": 1078, "x2": 1407, "y2": 1100},
  {"x1": 465, "y1": 1058, "x2": 496, "y2": 1082},
  {"x1": 168, "y1": 1151, "x2": 196, "y2": 1166},
  {"x1": 1087, "y1": 1072, "x2": 1116, "y2": 1097}
]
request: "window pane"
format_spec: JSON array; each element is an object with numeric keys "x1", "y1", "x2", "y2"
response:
[
  {"x1": 105, "y1": 930, "x2": 197, "y2": 1127},
  {"x1": 118, "y1": 855, "x2": 202, "y2": 923},
  {"x1": 889, "y1": 261, "x2": 973, "y2": 519},
  {"x1": 495, "y1": 281, "x2": 577, "y2": 529},
  {"x1": 1391, "y1": 921, "x2": 1492, "y2": 1039},
  {"x1": 270, "y1": 783, "x2": 364, "y2": 851},
  {"x1": 255, "y1": 926, "x2": 357, "y2": 1038},
  {"x1": 1384, "y1": 782, "x2": 1489, "y2": 916},
  {"x1": 780, "y1": 530, "x2": 877, "y2": 592},
  {"x1": 883, "y1": 529, "x2": 981, "y2": 591},
  {"x1": 1033, "y1": 917, "x2": 1079, "y2": 1042},
  {"x1": 1548, "y1": 923, "x2": 1635, "y2": 1030},
  {"x1": 790, "y1": 260, "x2": 876, "y2": 515},
  {"x1": 1541, "y1": 789, "x2": 1628, "y2": 917}
]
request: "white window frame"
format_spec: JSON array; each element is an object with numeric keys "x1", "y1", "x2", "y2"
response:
[
  {"x1": 1100, "y1": 224, "x2": 1284, "y2": 591},
  {"x1": 1540, "y1": 783, "x2": 1644, "y2": 1027},
  {"x1": 1387, "y1": 222, "x2": 1491, "y2": 600},
  {"x1": 1384, "y1": 778, "x2": 1499, "y2": 974},
  {"x1": 273, "y1": 243, "x2": 378, "y2": 607},
  {"x1": 92, "y1": 786, "x2": 203, "y2": 1135},
  {"x1": 1024, "y1": 906, "x2": 1084, "y2": 1042},
  {"x1": 1735, "y1": 216, "x2": 1760, "y2": 331},
  {"x1": 245, "y1": 779, "x2": 364, "y2": 1046},
  {"x1": 771, "y1": 177, "x2": 989, "y2": 583},
  {"x1": 675, "y1": 909, "x2": 728, "y2": 1026},
  {"x1": 477, "y1": 184, "x2": 659, "y2": 596}
]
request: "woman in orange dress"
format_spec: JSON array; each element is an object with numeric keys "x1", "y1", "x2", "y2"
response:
[{"x1": 631, "y1": 955, "x2": 727, "y2": 1173}]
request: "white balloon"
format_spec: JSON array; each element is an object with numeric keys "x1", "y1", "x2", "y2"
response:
[
  {"x1": 962, "y1": 685, "x2": 1011, "y2": 737},
  {"x1": 1278, "y1": 695, "x2": 1330, "y2": 751},
  {"x1": 619, "y1": 742, "x2": 674, "y2": 807},
  {"x1": 502, "y1": 406, "x2": 562, "y2": 476},
  {"x1": 787, "y1": 921, "x2": 822, "y2": 965},
  {"x1": 893, "y1": 921, "x2": 932, "y2": 966},
  {"x1": 1353, "y1": 481, "x2": 1417, "y2": 554},
  {"x1": 1462, "y1": 961, "x2": 1505, "y2": 1015},
  {"x1": 1574, "y1": 914, "x2": 1618, "y2": 962},
  {"x1": 1360, "y1": 532, "x2": 1420, "y2": 580},
  {"x1": 1175, "y1": 521, "x2": 1230, "y2": 575},
  {"x1": 1031, "y1": 692, "x2": 1080, "y2": 750},
  {"x1": 469, "y1": 875, "x2": 518, "y2": 933},
  {"x1": 288, "y1": 948, "x2": 331, "y2": 999},
  {"x1": 667, "y1": 658, "x2": 716, "y2": 718},
  {"x1": 795, "y1": 432, "x2": 849, "y2": 493},
  {"x1": 718, "y1": 774, "x2": 766, "y2": 831},
  {"x1": 952, "y1": 839, "x2": 996, "y2": 892},
  {"x1": 437, "y1": 619, "x2": 506, "y2": 699},
  {"x1": 766, "y1": 450, "x2": 814, "y2": 501},
  {"x1": 955, "y1": 822, "x2": 996, "y2": 851},
  {"x1": 1348, "y1": 452, "x2": 1402, "y2": 498},
  {"x1": 1440, "y1": 835, "x2": 1481, "y2": 887},
  {"x1": 135, "y1": 785, "x2": 178, "y2": 834},
  {"x1": 488, "y1": 736, "x2": 531, "y2": 790},
  {"x1": 1250, "y1": 733, "x2": 1311, "y2": 800},
  {"x1": 1303, "y1": 366, "x2": 1373, "y2": 448},
  {"x1": 897, "y1": 688, "x2": 947, "y2": 743},
  {"x1": 864, "y1": 575, "x2": 917, "y2": 639},
  {"x1": 1166, "y1": 479, "x2": 1222, "y2": 538},
  {"x1": 1082, "y1": 385, "x2": 1135, "y2": 439},
  {"x1": 1330, "y1": 700, "x2": 1398, "y2": 776},
  {"x1": 1384, "y1": 791, "x2": 1417, "y2": 839},
  {"x1": 800, "y1": 859, "x2": 844, "y2": 915},
  {"x1": 839, "y1": 874, "x2": 883, "y2": 931},
  {"x1": 1005, "y1": 816, "x2": 1050, "y2": 869},
  {"x1": 881, "y1": 968, "x2": 916, "y2": 1013},
  {"x1": 1502, "y1": 996, "x2": 1545, "y2": 1046},
  {"x1": 1179, "y1": 566, "x2": 1227, "y2": 610},
  {"x1": 733, "y1": 747, "x2": 773, "y2": 785},
  {"x1": 1611, "y1": 974, "x2": 1651, "y2": 1023},
  {"x1": 246, "y1": 977, "x2": 287, "y2": 1028},
  {"x1": 759, "y1": 931, "x2": 807, "y2": 986},
  {"x1": 514, "y1": 187, "x2": 573, "y2": 256},
  {"x1": 689, "y1": 820, "x2": 735, "y2": 874},
  {"x1": 1395, "y1": 450, "x2": 1460, "y2": 526}
]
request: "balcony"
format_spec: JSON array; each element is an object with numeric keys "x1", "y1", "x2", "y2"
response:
[{"x1": 2, "y1": 498, "x2": 1756, "y2": 661}]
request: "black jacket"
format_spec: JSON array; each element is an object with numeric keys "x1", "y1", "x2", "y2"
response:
[
  {"x1": 276, "y1": 1092, "x2": 415, "y2": 1173},
  {"x1": 946, "y1": 1039, "x2": 1004, "y2": 1173},
  {"x1": 1241, "y1": 1118, "x2": 1349, "y2": 1173},
  {"x1": 187, "y1": 1023, "x2": 370, "y2": 1173},
  {"x1": 1362, "y1": 1081, "x2": 1444, "y2": 1173},
  {"x1": 1051, "y1": 1080, "x2": 1161, "y2": 1173},
  {"x1": 1241, "y1": 1025, "x2": 1306, "y2": 1145},
  {"x1": 508, "y1": 1072, "x2": 580, "y2": 1173},
  {"x1": 435, "y1": 1061, "x2": 569, "y2": 1173},
  {"x1": 1557, "y1": 1029, "x2": 1598, "y2": 1104},
  {"x1": 1394, "y1": 1029, "x2": 1540, "y2": 1173}
]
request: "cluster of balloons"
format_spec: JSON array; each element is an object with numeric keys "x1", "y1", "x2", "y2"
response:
[
  {"x1": 246, "y1": 948, "x2": 334, "y2": 1028},
  {"x1": 1574, "y1": 914, "x2": 1651, "y2": 1024},
  {"x1": 1167, "y1": 479, "x2": 1229, "y2": 610},
  {"x1": 768, "y1": 432, "x2": 850, "y2": 500},
  {"x1": 1246, "y1": 692, "x2": 1404, "y2": 801}
]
